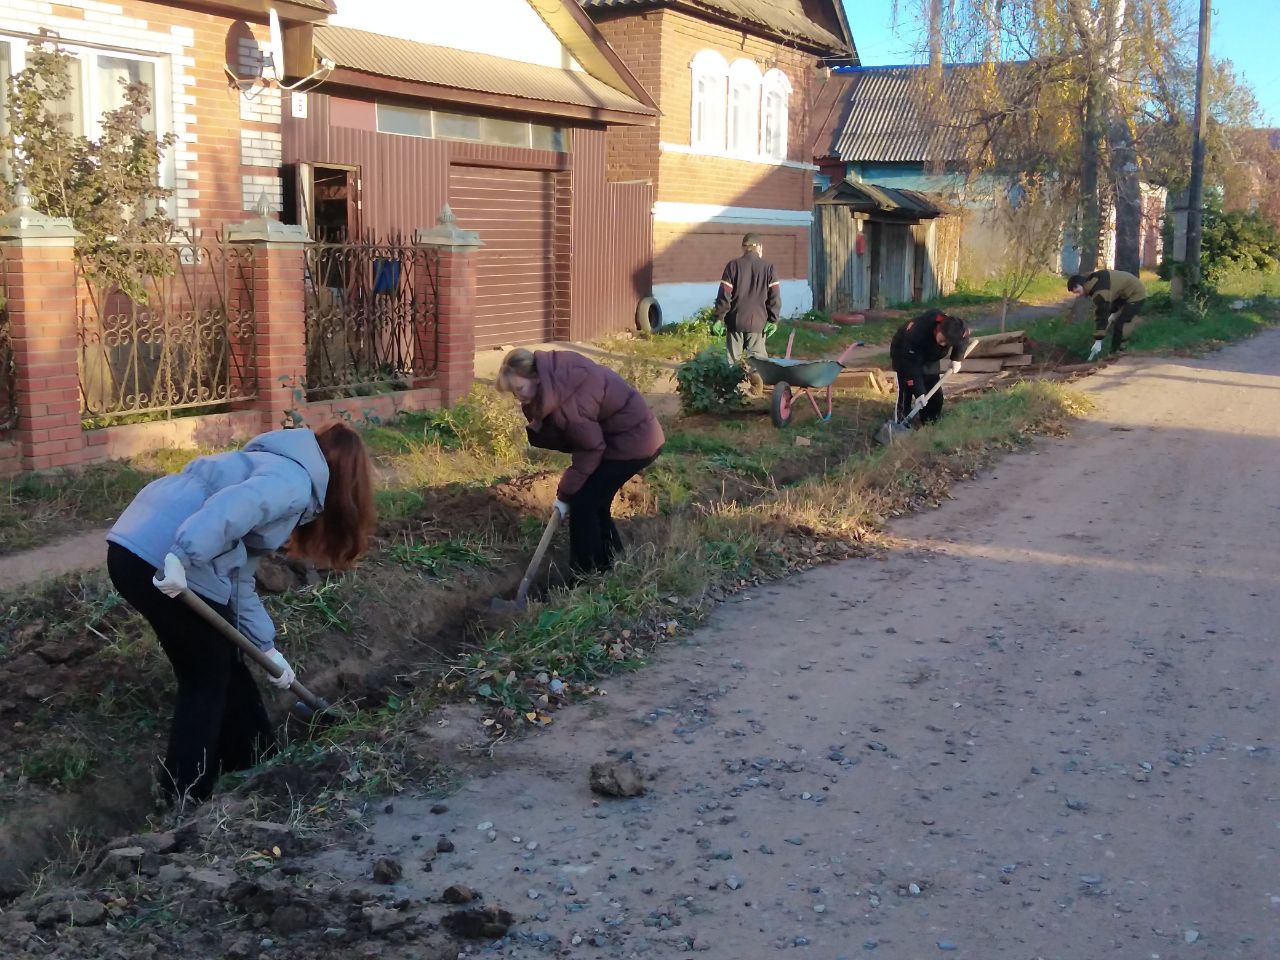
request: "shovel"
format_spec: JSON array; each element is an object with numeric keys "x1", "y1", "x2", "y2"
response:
[
  {"x1": 876, "y1": 338, "x2": 981, "y2": 446},
  {"x1": 490, "y1": 507, "x2": 563, "y2": 613},
  {"x1": 179, "y1": 588, "x2": 335, "y2": 721}
]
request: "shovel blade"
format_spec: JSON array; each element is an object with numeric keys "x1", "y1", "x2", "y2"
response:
[{"x1": 875, "y1": 419, "x2": 907, "y2": 446}]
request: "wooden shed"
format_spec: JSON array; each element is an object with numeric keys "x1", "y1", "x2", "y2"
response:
[{"x1": 810, "y1": 179, "x2": 960, "y2": 312}]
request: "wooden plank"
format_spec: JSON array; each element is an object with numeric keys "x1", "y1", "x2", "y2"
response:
[
  {"x1": 1001, "y1": 354, "x2": 1034, "y2": 367},
  {"x1": 969, "y1": 340, "x2": 1026, "y2": 358},
  {"x1": 958, "y1": 357, "x2": 1008, "y2": 373},
  {"x1": 835, "y1": 370, "x2": 887, "y2": 394},
  {"x1": 971, "y1": 330, "x2": 1026, "y2": 348}
]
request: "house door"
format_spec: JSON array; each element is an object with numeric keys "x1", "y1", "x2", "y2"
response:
[
  {"x1": 290, "y1": 162, "x2": 362, "y2": 242},
  {"x1": 867, "y1": 221, "x2": 882, "y2": 308},
  {"x1": 448, "y1": 166, "x2": 554, "y2": 349}
]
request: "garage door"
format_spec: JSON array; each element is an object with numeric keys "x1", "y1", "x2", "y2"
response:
[{"x1": 448, "y1": 166, "x2": 554, "y2": 349}]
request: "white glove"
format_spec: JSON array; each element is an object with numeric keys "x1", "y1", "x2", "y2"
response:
[
  {"x1": 152, "y1": 552, "x2": 187, "y2": 598},
  {"x1": 909, "y1": 394, "x2": 928, "y2": 415},
  {"x1": 263, "y1": 648, "x2": 296, "y2": 691},
  {"x1": 553, "y1": 499, "x2": 570, "y2": 519},
  {"x1": 1088, "y1": 340, "x2": 1103, "y2": 361},
  {"x1": 950, "y1": 359, "x2": 963, "y2": 375}
]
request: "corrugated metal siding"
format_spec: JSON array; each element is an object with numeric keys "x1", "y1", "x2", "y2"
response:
[
  {"x1": 569, "y1": 128, "x2": 654, "y2": 342},
  {"x1": 605, "y1": 182, "x2": 654, "y2": 333},
  {"x1": 449, "y1": 166, "x2": 555, "y2": 348},
  {"x1": 832, "y1": 66, "x2": 982, "y2": 164}
]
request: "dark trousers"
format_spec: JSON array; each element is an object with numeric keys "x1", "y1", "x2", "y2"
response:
[
  {"x1": 894, "y1": 365, "x2": 943, "y2": 425},
  {"x1": 566, "y1": 451, "x2": 661, "y2": 573},
  {"x1": 1109, "y1": 298, "x2": 1143, "y2": 350},
  {"x1": 107, "y1": 543, "x2": 272, "y2": 805}
]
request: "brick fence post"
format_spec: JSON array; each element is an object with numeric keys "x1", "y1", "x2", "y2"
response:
[
  {"x1": 416, "y1": 205, "x2": 482, "y2": 405},
  {"x1": 0, "y1": 194, "x2": 87, "y2": 470},
  {"x1": 227, "y1": 204, "x2": 311, "y2": 430}
]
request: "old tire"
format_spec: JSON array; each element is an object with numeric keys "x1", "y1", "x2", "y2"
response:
[
  {"x1": 770, "y1": 383, "x2": 793, "y2": 428},
  {"x1": 635, "y1": 297, "x2": 661, "y2": 334}
]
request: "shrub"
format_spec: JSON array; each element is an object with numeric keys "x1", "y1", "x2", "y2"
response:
[
  {"x1": 430, "y1": 384, "x2": 527, "y2": 461},
  {"x1": 599, "y1": 350, "x2": 665, "y2": 393},
  {"x1": 674, "y1": 347, "x2": 746, "y2": 414}
]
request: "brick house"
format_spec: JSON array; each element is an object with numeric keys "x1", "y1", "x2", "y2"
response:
[
  {"x1": 580, "y1": 0, "x2": 855, "y2": 323},
  {"x1": 0, "y1": 0, "x2": 334, "y2": 233},
  {"x1": 275, "y1": 0, "x2": 659, "y2": 348}
]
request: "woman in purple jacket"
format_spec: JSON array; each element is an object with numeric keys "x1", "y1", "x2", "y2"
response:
[{"x1": 497, "y1": 349, "x2": 664, "y2": 574}]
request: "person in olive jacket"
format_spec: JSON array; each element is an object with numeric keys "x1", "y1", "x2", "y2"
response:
[
  {"x1": 497, "y1": 349, "x2": 664, "y2": 574},
  {"x1": 889, "y1": 309, "x2": 971, "y2": 427},
  {"x1": 1068, "y1": 269, "x2": 1146, "y2": 360}
]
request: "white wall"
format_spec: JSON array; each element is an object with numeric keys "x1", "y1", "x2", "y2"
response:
[
  {"x1": 329, "y1": 0, "x2": 580, "y2": 70},
  {"x1": 652, "y1": 280, "x2": 813, "y2": 325}
]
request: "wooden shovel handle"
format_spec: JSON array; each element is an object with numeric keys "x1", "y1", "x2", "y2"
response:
[
  {"x1": 515, "y1": 508, "x2": 563, "y2": 604},
  {"x1": 179, "y1": 589, "x2": 330, "y2": 712}
]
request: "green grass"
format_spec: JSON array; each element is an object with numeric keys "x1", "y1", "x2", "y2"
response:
[
  {"x1": 895, "y1": 272, "x2": 1068, "y2": 312},
  {"x1": 19, "y1": 741, "x2": 96, "y2": 789},
  {"x1": 1022, "y1": 271, "x2": 1279, "y2": 360},
  {"x1": 387, "y1": 537, "x2": 497, "y2": 576}
]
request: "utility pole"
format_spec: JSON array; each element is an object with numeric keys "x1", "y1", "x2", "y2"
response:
[{"x1": 1183, "y1": 0, "x2": 1211, "y2": 290}]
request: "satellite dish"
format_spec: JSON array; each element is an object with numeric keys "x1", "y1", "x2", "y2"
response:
[{"x1": 267, "y1": 7, "x2": 286, "y2": 82}]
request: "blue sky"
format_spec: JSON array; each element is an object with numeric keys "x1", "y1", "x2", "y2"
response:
[{"x1": 843, "y1": 0, "x2": 1279, "y2": 125}]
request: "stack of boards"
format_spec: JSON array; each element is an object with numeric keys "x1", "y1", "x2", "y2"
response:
[{"x1": 962, "y1": 330, "x2": 1033, "y2": 373}]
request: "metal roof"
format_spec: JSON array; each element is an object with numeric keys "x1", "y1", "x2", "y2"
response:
[
  {"x1": 313, "y1": 25, "x2": 654, "y2": 115},
  {"x1": 286, "y1": 0, "x2": 335, "y2": 11},
  {"x1": 827, "y1": 65, "x2": 986, "y2": 164},
  {"x1": 579, "y1": 0, "x2": 848, "y2": 53},
  {"x1": 814, "y1": 179, "x2": 943, "y2": 220}
]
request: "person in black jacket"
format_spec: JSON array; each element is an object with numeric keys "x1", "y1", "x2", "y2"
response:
[
  {"x1": 714, "y1": 233, "x2": 781, "y2": 368},
  {"x1": 890, "y1": 309, "x2": 971, "y2": 427}
]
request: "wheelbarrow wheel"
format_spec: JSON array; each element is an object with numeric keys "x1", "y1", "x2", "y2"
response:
[{"x1": 770, "y1": 383, "x2": 793, "y2": 428}]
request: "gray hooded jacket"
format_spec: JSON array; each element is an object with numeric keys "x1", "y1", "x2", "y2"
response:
[{"x1": 107, "y1": 430, "x2": 329, "y2": 650}]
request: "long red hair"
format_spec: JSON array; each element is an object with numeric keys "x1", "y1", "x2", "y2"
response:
[{"x1": 290, "y1": 423, "x2": 376, "y2": 570}]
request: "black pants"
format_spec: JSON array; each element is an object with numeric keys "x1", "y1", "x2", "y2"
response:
[
  {"x1": 107, "y1": 543, "x2": 272, "y2": 805},
  {"x1": 566, "y1": 450, "x2": 661, "y2": 573},
  {"x1": 1108, "y1": 298, "x2": 1143, "y2": 351},
  {"x1": 894, "y1": 364, "x2": 943, "y2": 425}
]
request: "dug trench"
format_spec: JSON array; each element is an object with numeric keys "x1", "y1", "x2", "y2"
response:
[{"x1": 0, "y1": 400, "x2": 888, "y2": 899}]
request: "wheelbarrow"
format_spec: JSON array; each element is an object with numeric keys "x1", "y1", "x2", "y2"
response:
[{"x1": 749, "y1": 332, "x2": 862, "y2": 428}]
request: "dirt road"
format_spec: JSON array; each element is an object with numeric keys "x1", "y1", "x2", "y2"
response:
[{"x1": 309, "y1": 332, "x2": 1279, "y2": 958}]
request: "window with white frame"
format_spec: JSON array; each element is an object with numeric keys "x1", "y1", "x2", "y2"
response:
[
  {"x1": 688, "y1": 51, "x2": 792, "y2": 164},
  {"x1": 727, "y1": 59, "x2": 761, "y2": 157},
  {"x1": 760, "y1": 68, "x2": 792, "y2": 162},
  {"x1": 690, "y1": 49, "x2": 728, "y2": 152},
  {"x1": 0, "y1": 37, "x2": 168, "y2": 141}
]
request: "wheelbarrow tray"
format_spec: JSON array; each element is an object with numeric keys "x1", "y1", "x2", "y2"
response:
[{"x1": 748, "y1": 356, "x2": 844, "y2": 389}]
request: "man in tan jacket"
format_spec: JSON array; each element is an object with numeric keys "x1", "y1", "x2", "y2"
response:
[{"x1": 1068, "y1": 269, "x2": 1146, "y2": 360}]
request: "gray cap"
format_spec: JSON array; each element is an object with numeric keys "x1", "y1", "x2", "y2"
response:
[{"x1": 742, "y1": 232, "x2": 763, "y2": 248}]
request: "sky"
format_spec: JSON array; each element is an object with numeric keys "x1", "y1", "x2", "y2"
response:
[{"x1": 843, "y1": 0, "x2": 1280, "y2": 125}]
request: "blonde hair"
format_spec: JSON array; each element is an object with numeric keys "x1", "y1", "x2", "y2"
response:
[{"x1": 496, "y1": 348, "x2": 537, "y2": 394}]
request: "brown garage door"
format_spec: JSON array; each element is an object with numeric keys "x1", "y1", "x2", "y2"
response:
[{"x1": 448, "y1": 166, "x2": 554, "y2": 349}]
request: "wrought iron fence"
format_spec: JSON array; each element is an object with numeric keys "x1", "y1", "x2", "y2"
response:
[
  {"x1": 76, "y1": 239, "x2": 257, "y2": 422},
  {"x1": 0, "y1": 250, "x2": 14, "y2": 435},
  {"x1": 303, "y1": 238, "x2": 439, "y2": 400}
]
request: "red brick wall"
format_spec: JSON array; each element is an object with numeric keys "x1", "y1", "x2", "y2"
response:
[
  {"x1": 654, "y1": 224, "x2": 808, "y2": 285},
  {"x1": 593, "y1": 13, "x2": 663, "y2": 185}
]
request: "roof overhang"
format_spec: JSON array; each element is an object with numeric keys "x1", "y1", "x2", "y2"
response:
[
  {"x1": 527, "y1": 0, "x2": 657, "y2": 110},
  {"x1": 322, "y1": 67, "x2": 655, "y2": 125},
  {"x1": 171, "y1": 0, "x2": 334, "y2": 24}
]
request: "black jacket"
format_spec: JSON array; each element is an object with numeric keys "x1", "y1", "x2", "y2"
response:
[
  {"x1": 714, "y1": 251, "x2": 781, "y2": 334},
  {"x1": 890, "y1": 311, "x2": 970, "y2": 398}
]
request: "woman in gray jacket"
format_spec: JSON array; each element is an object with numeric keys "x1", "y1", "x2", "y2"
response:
[{"x1": 106, "y1": 424, "x2": 374, "y2": 804}]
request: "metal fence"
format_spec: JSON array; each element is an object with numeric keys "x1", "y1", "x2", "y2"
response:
[
  {"x1": 76, "y1": 240, "x2": 257, "y2": 421},
  {"x1": 303, "y1": 238, "x2": 439, "y2": 400},
  {"x1": 0, "y1": 250, "x2": 14, "y2": 435}
]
